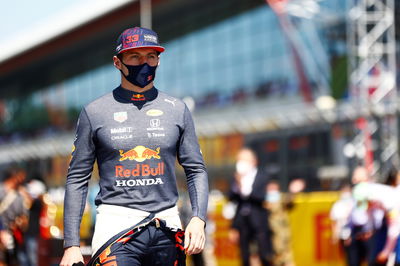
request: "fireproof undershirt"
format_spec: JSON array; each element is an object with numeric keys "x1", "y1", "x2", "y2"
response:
[{"x1": 63, "y1": 86, "x2": 209, "y2": 248}]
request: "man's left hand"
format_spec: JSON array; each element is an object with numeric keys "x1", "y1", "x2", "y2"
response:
[{"x1": 184, "y1": 216, "x2": 205, "y2": 255}]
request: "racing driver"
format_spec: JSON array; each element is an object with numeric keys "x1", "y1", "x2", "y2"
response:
[{"x1": 60, "y1": 26, "x2": 209, "y2": 266}]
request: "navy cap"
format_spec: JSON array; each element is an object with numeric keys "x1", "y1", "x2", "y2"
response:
[{"x1": 115, "y1": 27, "x2": 165, "y2": 55}]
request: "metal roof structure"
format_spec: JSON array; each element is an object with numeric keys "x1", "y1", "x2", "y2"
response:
[
  {"x1": 0, "y1": 96, "x2": 398, "y2": 164},
  {"x1": 0, "y1": 0, "x2": 262, "y2": 98},
  {"x1": 0, "y1": 0, "x2": 397, "y2": 169},
  {"x1": 0, "y1": 0, "x2": 265, "y2": 164}
]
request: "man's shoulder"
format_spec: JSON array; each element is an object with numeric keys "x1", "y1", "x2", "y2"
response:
[
  {"x1": 255, "y1": 168, "x2": 268, "y2": 178},
  {"x1": 157, "y1": 91, "x2": 186, "y2": 110},
  {"x1": 84, "y1": 91, "x2": 115, "y2": 112}
]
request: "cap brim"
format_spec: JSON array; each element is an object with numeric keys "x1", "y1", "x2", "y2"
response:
[{"x1": 117, "y1": 45, "x2": 165, "y2": 54}]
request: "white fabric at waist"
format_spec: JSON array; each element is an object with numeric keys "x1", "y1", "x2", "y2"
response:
[{"x1": 91, "y1": 204, "x2": 182, "y2": 255}]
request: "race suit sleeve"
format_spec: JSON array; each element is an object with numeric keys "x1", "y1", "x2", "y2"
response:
[
  {"x1": 63, "y1": 108, "x2": 96, "y2": 248},
  {"x1": 177, "y1": 105, "x2": 209, "y2": 222}
]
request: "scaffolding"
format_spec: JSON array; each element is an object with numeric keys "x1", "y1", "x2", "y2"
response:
[{"x1": 347, "y1": 0, "x2": 398, "y2": 176}]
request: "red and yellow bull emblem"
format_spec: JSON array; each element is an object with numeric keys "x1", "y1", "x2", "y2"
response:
[
  {"x1": 131, "y1": 93, "x2": 146, "y2": 101},
  {"x1": 119, "y1": 145, "x2": 160, "y2": 162}
]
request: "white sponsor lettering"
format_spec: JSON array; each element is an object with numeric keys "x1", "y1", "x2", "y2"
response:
[
  {"x1": 144, "y1": 34, "x2": 158, "y2": 43},
  {"x1": 151, "y1": 133, "x2": 165, "y2": 137},
  {"x1": 111, "y1": 135, "x2": 133, "y2": 140},
  {"x1": 111, "y1": 127, "x2": 133, "y2": 134},
  {"x1": 116, "y1": 180, "x2": 126, "y2": 186},
  {"x1": 115, "y1": 178, "x2": 164, "y2": 187}
]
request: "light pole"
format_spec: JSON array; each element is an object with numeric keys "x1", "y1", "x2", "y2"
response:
[{"x1": 140, "y1": 0, "x2": 152, "y2": 29}]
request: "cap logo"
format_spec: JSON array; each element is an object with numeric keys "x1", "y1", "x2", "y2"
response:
[
  {"x1": 144, "y1": 34, "x2": 157, "y2": 43},
  {"x1": 126, "y1": 34, "x2": 139, "y2": 43}
]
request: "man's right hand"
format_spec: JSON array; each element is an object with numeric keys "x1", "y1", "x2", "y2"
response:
[{"x1": 60, "y1": 246, "x2": 84, "y2": 266}]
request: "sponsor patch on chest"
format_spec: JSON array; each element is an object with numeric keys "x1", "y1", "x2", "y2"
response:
[{"x1": 114, "y1": 112, "x2": 128, "y2": 123}]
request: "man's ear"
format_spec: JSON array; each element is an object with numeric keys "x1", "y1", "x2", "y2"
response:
[{"x1": 113, "y1": 55, "x2": 122, "y2": 70}]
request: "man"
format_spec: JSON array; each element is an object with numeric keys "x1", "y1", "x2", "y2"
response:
[
  {"x1": 347, "y1": 166, "x2": 377, "y2": 266},
  {"x1": 60, "y1": 27, "x2": 209, "y2": 266},
  {"x1": 264, "y1": 180, "x2": 295, "y2": 266},
  {"x1": 353, "y1": 182, "x2": 400, "y2": 265},
  {"x1": 228, "y1": 148, "x2": 273, "y2": 266},
  {"x1": 0, "y1": 167, "x2": 29, "y2": 266},
  {"x1": 330, "y1": 183, "x2": 355, "y2": 266},
  {"x1": 25, "y1": 177, "x2": 47, "y2": 266}
]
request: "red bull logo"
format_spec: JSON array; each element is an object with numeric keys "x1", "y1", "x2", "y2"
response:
[
  {"x1": 119, "y1": 146, "x2": 160, "y2": 162},
  {"x1": 131, "y1": 93, "x2": 146, "y2": 101},
  {"x1": 115, "y1": 163, "x2": 164, "y2": 178}
]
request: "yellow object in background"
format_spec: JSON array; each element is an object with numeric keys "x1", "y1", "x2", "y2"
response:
[
  {"x1": 288, "y1": 192, "x2": 344, "y2": 266},
  {"x1": 210, "y1": 192, "x2": 345, "y2": 266}
]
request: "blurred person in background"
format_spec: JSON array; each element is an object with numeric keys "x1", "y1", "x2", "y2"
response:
[
  {"x1": 0, "y1": 167, "x2": 29, "y2": 266},
  {"x1": 25, "y1": 176, "x2": 47, "y2": 266},
  {"x1": 264, "y1": 180, "x2": 295, "y2": 266},
  {"x1": 353, "y1": 181, "x2": 400, "y2": 266},
  {"x1": 228, "y1": 147, "x2": 273, "y2": 266},
  {"x1": 347, "y1": 166, "x2": 381, "y2": 266},
  {"x1": 330, "y1": 182, "x2": 355, "y2": 266},
  {"x1": 381, "y1": 166, "x2": 400, "y2": 265},
  {"x1": 352, "y1": 166, "x2": 372, "y2": 186},
  {"x1": 60, "y1": 26, "x2": 209, "y2": 266}
]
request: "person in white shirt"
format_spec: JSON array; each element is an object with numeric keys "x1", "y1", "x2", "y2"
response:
[{"x1": 353, "y1": 181, "x2": 400, "y2": 265}]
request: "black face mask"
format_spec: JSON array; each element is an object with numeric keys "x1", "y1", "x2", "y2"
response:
[{"x1": 120, "y1": 62, "x2": 157, "y2": 88}]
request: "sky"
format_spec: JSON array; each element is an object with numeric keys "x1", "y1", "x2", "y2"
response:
[
  {"x1": 0, "y1": 0, "x2": 134, "y2": 63},
  {"x1": 0, "y1": 0, "x2": 90, "y2": 42}
]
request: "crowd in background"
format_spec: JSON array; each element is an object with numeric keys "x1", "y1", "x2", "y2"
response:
[
  {"x1": 221, "y1": 147, "x2": 400, "y2": 266},
  {"x1": 0, "y1": 166, "x2": 46, "y2": 266},
  {"x1": 330, "y1": 166, "x2": 400, "y2": 266},
  {"x1": 0, "y1": 147, "x2": 303, "y2": 266},
  {"x1": 3, "y1": 150, "x2": 400, "y2": 266}
]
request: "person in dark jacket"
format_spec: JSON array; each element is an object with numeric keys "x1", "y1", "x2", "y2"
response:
[{"x1": 228, "y1": 148, "x2": 273, "y2": 266}]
